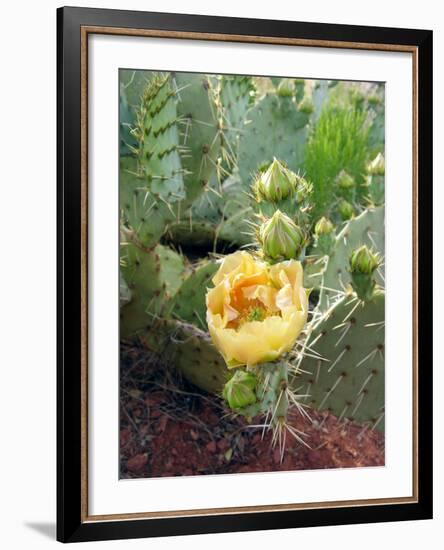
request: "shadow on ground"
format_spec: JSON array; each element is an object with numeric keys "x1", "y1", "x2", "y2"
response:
[{"x1": 24, "y1": 522, "x2": 56, "y2": 540}]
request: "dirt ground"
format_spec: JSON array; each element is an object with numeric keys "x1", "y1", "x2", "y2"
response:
[{"x1": 120, "y1": 341, "x2": 384, "y2": 479}]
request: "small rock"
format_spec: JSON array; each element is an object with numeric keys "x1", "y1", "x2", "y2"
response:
[
  {"x1": 205, "y1": 441, "x2": 217, "y2": 453},
  {"x1": 127, "y1": 453, "x2": 148, "y2": 473}
]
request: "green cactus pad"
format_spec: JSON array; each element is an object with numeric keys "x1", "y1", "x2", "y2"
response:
[
  {"x1": 219, "y1": 75, "x2": 255, "y2": 164},
  {"x1": 174, "y1": 73, "x2": 222, "y2": 202},
  {"x1": 237, "y1": 93, "x2": 309, "y2": 185},
  {"x1": 139, "y1": 320, "x2": 229, "y2": 394},
  {"x1": 120, "y1": 242, "x2": 185, "y2": 338},
  {"x1": 120, "y1": 157, "x2": 175, "y2": 249},
  {"x1": 133, "y1": 73, "x2": 185, "y2": 202},
  {"x1": 318, "y1": 206, "x2": 385, "y2": 309},
  {"x1": 167, "y1": 260, "x2": 218, "y2": 329},
  {"x1": 364, "y1": 174, "x2": 385, "y2": 206},
  {"x1": 296, "y1": 290, "x2": 385, "y2": 430},
  {"x1": 303, "y1": 254, "x2": 328, "y2": 290}
]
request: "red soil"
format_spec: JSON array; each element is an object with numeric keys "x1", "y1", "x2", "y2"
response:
[{"x1": 120, "y1": 342, "x2": 384, "y2": 479}]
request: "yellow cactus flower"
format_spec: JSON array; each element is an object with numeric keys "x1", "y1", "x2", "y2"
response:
[{"x1": 206, "y1": 251, "x2": 308, "y2": 368}]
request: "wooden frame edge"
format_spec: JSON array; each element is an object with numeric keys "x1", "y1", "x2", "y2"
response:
[{"x1": 76, "y1": 22, "x2": 422, "y2": 528}]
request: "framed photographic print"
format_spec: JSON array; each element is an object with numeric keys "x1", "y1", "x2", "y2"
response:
[{"x1": 57, "y1": 6, "x2": 433, "y2": 543}]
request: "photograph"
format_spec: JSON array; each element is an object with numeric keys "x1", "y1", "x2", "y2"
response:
[{"x1": 118, "y1": 69, "x2": 386, "y2": 479}]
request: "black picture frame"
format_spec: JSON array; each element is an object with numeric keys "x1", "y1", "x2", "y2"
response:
[{"x1": 57, "y1": 6, "x2": 433, "y2": 543}]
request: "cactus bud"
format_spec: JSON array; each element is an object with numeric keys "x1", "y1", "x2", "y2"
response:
[
  {"x1": 253, "y1": 158, "x2": 298, "y2": 203},
  {"x1": 314, "y1": 216, "x2": 334, "y2": 236},
  {"x1": 223, "y1": 370, "x2": 258, "y2": 410},
  {"x1": 349, "y1": 245, "x2": 381, "y2": 275},
  {"x1": 298, "y1": 95, "x2": 314, "y2": 114},
  {"x1": 314, "y1": 217, "x2": 335, "y2": 255},
  {"x1": 277, "y1": 78, "x2": 295, "y2": 97},
  {"x1": 259, "y1": 210, "x2": 305, "y2": 261},
  {"x1": 367, "y1": 153, "x2": 385, "y2": 176},
  {"x1": 338, "y1": 199, "x2": 355, "y2": 220},
  {"x1": 349, "y1": 245, "x2": 382, "y2": 301},
  {"x1": 337, "y1": 170, "x2": 355, "y2": 190}
]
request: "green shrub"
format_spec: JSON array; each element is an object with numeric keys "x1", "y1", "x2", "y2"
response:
[{"x1": 304, "y1": 99, "x2": 370, "y2": 220}]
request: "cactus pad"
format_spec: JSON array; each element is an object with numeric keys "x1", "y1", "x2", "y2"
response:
[
  {"x1": 167, "y1": 260, "x2": 218, "y2": 329},
  {"x1": 139, "y1": 320, "x2": 229, "y2": 394},
  {"x1": 133, "y1": 73, "x2": 185, "y2": 202},
  {"x1": 120, "y1": 157, "x2": 175, "y2": 248},
  {"x1": 120, "y1": 242, "x2": 185, "y2": 338},
  {"x1": 296, "y1": 290, "x2": 385, "y2": 430},
  {"x1": 174, "y1": 73, "x2": 222, "y2": 202},
  {"x1": 237, "y1": 93, "x2": 309, "y2": 185},
  {"x1": 318, "y1": 206, "x2": 385, "y2": 309}
]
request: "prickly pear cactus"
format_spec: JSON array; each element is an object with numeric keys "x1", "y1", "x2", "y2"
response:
[
  {"x1": 120, "y1": 242, "x2": 185, "y2": 338},
  {"x1": 139, "y1": 319, "x2": 228, "y2": 394},
  {"x1": 237, "y1": 93, "x2": 309, "y2": 185},
  {"x1": 132, "y1": 73, "x2": 185, "y2": 202},
  {"x1": 296, "y1": 289, "x2": 385, "y2": 431},
  {"x1": 219, "y1": 75, "x2": 255, "y2": 165},
  {"x1": 174, "y1": 73, "x2": 223, "y2": 202},
  {"x1": 167, "y1": 260, "x2": 219, "y2": 329},
  {"x1": 120, "y1": 157, "x2": 176, "y2": 249},
  {"x1": 222, "y1": 360, "x2": 311, "y2": 456},
  {"x1": 318, "y1": 206, "x2": 385, "y2": 309}
]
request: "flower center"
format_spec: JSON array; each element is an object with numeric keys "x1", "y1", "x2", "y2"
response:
[
  {"x1": 227, "y1": 297, "x2": 275, "y2": 330},
  {"x1": 246, "y1": 306, "x2": 266, "y2": 322}
]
